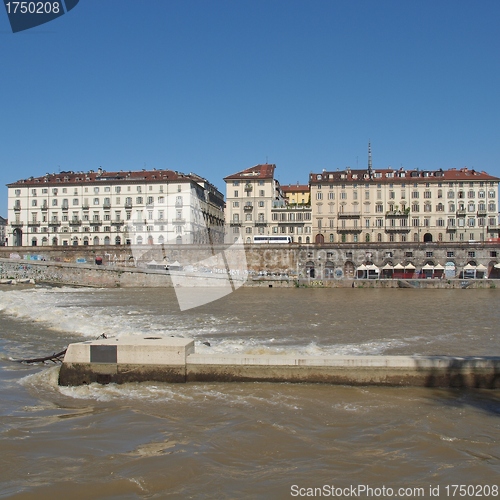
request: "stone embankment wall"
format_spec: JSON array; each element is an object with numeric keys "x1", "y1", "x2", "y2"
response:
[{"x1": 0, "y1": 242, "x2": 498, "y2": 288}]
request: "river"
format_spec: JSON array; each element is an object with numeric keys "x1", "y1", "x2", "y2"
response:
[{"x1": 0, "y1": 286, "x2": 499, "y2": 499}]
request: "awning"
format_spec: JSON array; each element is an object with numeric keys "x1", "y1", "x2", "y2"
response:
[
  {"x1": 366, "y1": 264, "x2": 380, "y2": 272},
  {"x1": 404, "y1": 263, "x2": 416, "y2": 270},
  {"x1": 476, "y1": 264, "x2": 487, "y2": 271},
  {"x1": 356, "y1": 264, "x2": 367, "y2": 271},
  {"x1": 434, "y1": 264, "x2": 445, "y2": 270},
  {"x1": 495, "y1": 263, "x2": 500, "y2": 269},
  {"x1": 382, "y1": 263, "x2": 394, "y2": 270},
  {"x1": 422, "y1": 263, "x2": 434, "y2": 270},
  {"x1": 394, "y1": 263, "x2": 404, "y2": 270},
  {"x1": 464, "y1": 263, "x2": 476, "y2": 270}
]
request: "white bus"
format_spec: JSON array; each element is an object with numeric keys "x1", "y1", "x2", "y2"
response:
[{"x1": 253, "y1": 236, "x2": 292, "y2": 244}]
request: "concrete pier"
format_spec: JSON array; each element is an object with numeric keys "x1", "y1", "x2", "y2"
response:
[{"x1": 58, "y1": 336, "x2": 500, "y2": 389}]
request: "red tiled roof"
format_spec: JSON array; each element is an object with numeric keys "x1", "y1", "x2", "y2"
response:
[
  {"x1": 281, "y1": 184, "x2": 309, "y2": 193},
  {"x1": 309, "y1": 167, "x2": 499, "y2": 184},
  {"x1": 7, "y1": 169, "x2": 205, "y2": 187},
  {"x1": 223, "y1": 164, "x2": 276, "y2": 181}
]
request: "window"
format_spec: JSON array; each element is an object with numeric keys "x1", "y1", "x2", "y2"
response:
[
  {"x1": 234, "y1": 191, "x2": 239, "y2": 197},
  {"x1": 93, "y1": 198, "x2": 99, "y2": 205},
  {"x1": 233, "y1": 181, "x2": 240, "y2": 186},
  {"x1": 259, "y1": 190, "x2": 265, "y2": 197},
  {"x1": 426, "y1": 251, "x2": 433, "y2": 258},
  {"x1": 468, "y1": 251, "x2": 476, "y2": 258},
  {"x1": 94, "y1": 187, "x2": 99, "y2": 194},
  {"x1": 316, "y1": 192, "x2": 323, "y2": 200}
]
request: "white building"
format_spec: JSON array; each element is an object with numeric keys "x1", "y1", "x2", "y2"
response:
[
  {"x1": 0, "y1": 216, "x2": 6, "y2": 246},
  {"x1": 7, "y1": 168, "x2": 225, "y2": 247}
]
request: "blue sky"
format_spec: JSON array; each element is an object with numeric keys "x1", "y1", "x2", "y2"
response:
[{"x1": 1, "y1": 0, "x2": 499, "y2": 215}]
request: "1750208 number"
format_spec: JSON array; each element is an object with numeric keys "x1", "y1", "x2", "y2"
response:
[
  {"x1": 5, "y1": 2, "x2": 61, "y2": 14},
  {"x1": 445, "y1": 485, "x2": 498, "y2": 496}
]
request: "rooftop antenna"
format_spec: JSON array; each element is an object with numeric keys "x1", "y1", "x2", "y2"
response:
[{"x1": 368, "y1": 141, "x2": 372, "y2": 172}]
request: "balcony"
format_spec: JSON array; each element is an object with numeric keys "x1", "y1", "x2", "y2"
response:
[
  {"x1": 175, "y1": 200, "x2": 183, "y2": 208},
  {"x1": 41, "y1": 204, "x2": 48, "y2": 211},
  {"x1": 28, "y1": 221, "x2": 41, "y2": 227},
  {"x1": 254, "y1": 220, "x2": 267, "y2": 226},
  {"x1": 70, "y1": 219, "x2": 82, "y2": 226},
  {"x1": 91, "y1": 219, "x2": 103, "y2": 226},
  {"x1": 112, "y1": 220, "x2": 123, "y2": 225},
  {"x1": 13, "y1": 205, "x2": 21, "y2": 211},
  {"x1": 385, "y1": 210, "x2": 409, "y2": 217},
  {"x1": 243, "y1": 205, "x2": 253, "y2": 211},
  {"x1": 477, "y1": 209, "x2": 487, "y2": 216},
  {"x1": 230, "y1": 220, "x2": 242, "y2": 226},
  {"x1": 172, "y1": 218, "x2": 186, "y2": 224},
  {"x1": 456, "y1": 209, "x2": 466, "y2": 216},
  {"x1": 337, "y1": 212, "x2": 360, "y2": 218},
  {"x1": 125, "y1": 202, "x2": 132, "y2": 209},
  {"x1": 48, "y1": 221, "x2": 61, "y2": 226},
  {"x1": 62, "y1": 205, "x2": 69, "y2": 211},
  {"x1": 11, "y1": 221, "x2": 23, "y2": 227},
  {"x1": 103, "y1": 202, "x2": 111, "y2": 209},
  {"x1": 82, "y1": 204, "x2": 89, "y2": 210}
]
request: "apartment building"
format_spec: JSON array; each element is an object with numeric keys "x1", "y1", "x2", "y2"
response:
[
  {"x1": 0, "y1": 216, "x2": 6, "y2": 246},
  {"x1": 281, "y1": 183, "x2": 310, "y2": 205},
  {"x1": 224, "y1": 164, "x2": 313, "y2": 243},
  {"x1": 7, "y1": 168, "x2": 225, "y2": 247},
  {"x1": 309, "y1": 166, "x2": 500, "y2": 244}
]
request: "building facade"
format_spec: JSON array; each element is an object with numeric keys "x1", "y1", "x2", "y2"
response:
[
  {"x1": 7, "y1": 169, "x2": 225, "y2": 247},
  {"x1": 309, "y1": 166, "x2": 500, "y2": 245},
  {"x1": 224, "y1": 164, "x2": 314, "y2": 244},
  {"x1": 0, "y1": 216, "x2": 6, "y2": 246}
]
